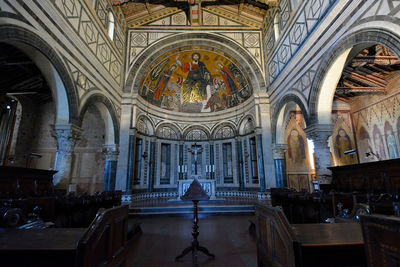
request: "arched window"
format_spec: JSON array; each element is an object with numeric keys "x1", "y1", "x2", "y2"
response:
[{"x1": 108, "y1": 11, "x2": 115, "y2": 40}]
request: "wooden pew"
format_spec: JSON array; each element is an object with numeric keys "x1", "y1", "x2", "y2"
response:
[
  {"x1": 255, "y1": 204, "x2": 366, "y2": 267},
  {"x1": 360, "y1": 214, "x2": 400, "y2": 266},
  {"x1": 0, "y1": 205, "x2": 129, "y2": 267}
]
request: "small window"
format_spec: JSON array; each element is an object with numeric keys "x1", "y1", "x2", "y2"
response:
[
  {"x1": 108, "y1": 11, "x2": 115, "y2": 40},
  {"x1": 223, "y1": 143, "x2": 233, "y2": 183}
]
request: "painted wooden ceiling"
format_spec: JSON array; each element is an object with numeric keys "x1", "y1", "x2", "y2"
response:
[
  {"x1": 335, "y1": 45, "x2": 400, "y2": 98},
  {"x1": 113, "y1": 0, "x2": 278, "y2": 28}
]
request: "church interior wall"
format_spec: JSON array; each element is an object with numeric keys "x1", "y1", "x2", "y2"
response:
[
  {"x1": 71, "y1": 104, "x2": 106, "y2": 194},
  {"x1": 350, "y1": 72, "x2": 400, "y2": 163}
]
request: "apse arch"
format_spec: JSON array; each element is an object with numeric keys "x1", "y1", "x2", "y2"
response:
[
  {"x1": 79, "y1": 93, "x2": 120, "y2": 144},
  {"x1": 0, "y1": 25, "x2": 79, "y2": 125},
  {"x1": 125, "y1": 32, "x2": 266, "y2": 96},
  {"x1": 272, "y1": 94, "x2": 309, "y2": 144},
  {"x1": 309, "y1": 28, "x2": 400, "y2": 124}
]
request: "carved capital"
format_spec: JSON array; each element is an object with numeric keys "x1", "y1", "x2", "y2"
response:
[
  {"x1": 53, "y1": 124, "x2": 82, "y2": 154},
  {"x1": 304, "y1": 124, "x2": 333, "y2": 148},
  {"x1": 103, "y1": 144, "x2": 119, "y2": 161},
  {"x1": 272, "y1": 144, "x2": 288, "y2": 159}
]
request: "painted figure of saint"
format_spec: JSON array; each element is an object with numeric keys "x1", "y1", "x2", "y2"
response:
[
  {"x1": 384, "y1": 121, "x2": 398, "y2": 159},
  {"x1": 335, "y1": 128, "x2": 356, "y2": 165},
  {"x1": 217, "y1": 62, "x2": 240, "y2": 95},
  {"x1": 176, "y1": 53, "x2": 211, "y2": 103},
  {"x1": 373, "y1": 125, "x2": 386, "y2": 160},
  {"x1": 153, "y1": 65, "x2": 176, "y2": 102},
  {"x1": 287, "y1": 129, "x2": 306, "y2": 170}
]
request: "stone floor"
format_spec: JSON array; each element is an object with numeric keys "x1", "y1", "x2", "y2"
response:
[{"x1": 127, "y1": 215, "x2": 257, "y2": 267}]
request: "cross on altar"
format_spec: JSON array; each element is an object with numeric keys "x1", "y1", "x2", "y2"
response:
[{"x1": 188, "y1": 143, "x2": 203, "y2": 175}]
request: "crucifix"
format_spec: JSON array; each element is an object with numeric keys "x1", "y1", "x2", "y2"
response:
[{"x1": 188, "y1": 143, "x2": 203, "y2": 175}]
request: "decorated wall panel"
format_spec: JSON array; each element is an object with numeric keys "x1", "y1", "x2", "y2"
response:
[
  {"x1": 351, "y1": 73, "x2": 400, "y2": 163},
  {"x1": 285, "y1": 110, "x2": 313, "y2": 191},
  {"x1": 331, "y1": 109, "x2": 358, "y2": 166},
  {"x1": 139, "y1": 46, "x2": 252, "y2": 113}
]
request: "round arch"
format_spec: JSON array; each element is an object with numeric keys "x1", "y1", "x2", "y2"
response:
[
  {"x1": 238, "y1": 114, "x2": 256, "y2": 135},
  {"x1": 309, "y1": 28, "x2": 400, "y2": 124},
  {"x1": 125, "y1": 32, "x2": 266, "y2": 95},
  {"x1": 182, "y1": 125, "x2": 211, "y2": 140},
  {"x1": 155, "y1": 122, "x2": 182, "y2": 140},
  {"x1": 211, "y1": 121, "x2": 237, "y2": 139},
  {"x1": 271, "y1": 94, "x2": 309, "y2": 144},
  {"x1": 79, "y1": 93, "x2": 120, "y2": 144},
  {"x1": 136, "y1": 114, "x2": 155, "y2": 136},
  {"x1": 0, "y1": 25, "x2": 79, "y2": 125}
]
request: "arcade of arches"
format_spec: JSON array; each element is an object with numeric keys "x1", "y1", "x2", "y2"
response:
[{"x1": 1, "y1": 0, "x2": 400, "y2": 200}]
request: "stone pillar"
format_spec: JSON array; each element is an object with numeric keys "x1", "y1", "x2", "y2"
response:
[
  {"x1": 209, "y1": 141, "x2": 215, "y2": 180},
  {"x1": 236, "y1": 137, "x2": 245, "y2": 190},
  {"x1": 256, "y1": 131, "x2": 266, "y2": 192},
  {"x1": 255, "y1": 92, "x2": 275, "y2": 190},
  {"x1": 272, "y1": 144, "x2": 288, "y2": 188},
  {"x1": 103, "y1": 144, "x2": 119, "y2": 191},
  {"x1": 179, "y1": 141, "x2": 184, "y2": 180},
  {"x1": 148, "y1": 137, "x2": 156, "y2": 192},
  {"x1": 305, "y1": 124, "x2": 333, "y2": 184},
  {"x1": 126, "y1": 132, "x2": 136, "y2": 193},
  {"x1": 115, "y1": 96, "x2": 134, "y2": 191},
  {"x1": 53, "y1": 124, "x2": 82, "y2": 190}
]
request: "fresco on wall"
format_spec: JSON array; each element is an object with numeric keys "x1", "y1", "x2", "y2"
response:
[
  {"x1": 331, "y1": 111, "x2": 358, "y2": 166},
  {"x1": 351, "y1": 73, "x2": 400, "y2": 162},
  {"x1": 284, "y1": 110, "x2": 313, "y2": 191},
  {"x1": 385, "y1": 121, "x2": 398, "y2": 159},
  {"x1": 139, "y1": 46, "x2": 252, "y2": 113}
]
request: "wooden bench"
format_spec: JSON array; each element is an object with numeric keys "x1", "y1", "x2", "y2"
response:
[
  {"x1": 0, "y1": 205, "x2": 129, "y2": 267},
  {"x1": 255, "y1": 204, "x2": 366, "y2": 267},
  {"x1": 360, "y1": 214, "x2": 400, "y2": 266}
]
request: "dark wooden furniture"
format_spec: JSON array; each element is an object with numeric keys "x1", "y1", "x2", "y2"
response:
[
  {"x1": 0, "y1": 166, "x2": 56, "y2": 198},
  {"x1": 360, "y1": 214, "x2": 400, "y2": 266},
  {"x1": 0, "y1": 205, "x2": 129, "y2": 267},
  {"x1": 328, "y1": 158, "x2": 400, "y2": 194},
  {"x1": 255, "y1": 204, "x2": 366, "y2": 267},
  {"x1": 176, "y1": 179, "x2": 215, "y2": 266}
]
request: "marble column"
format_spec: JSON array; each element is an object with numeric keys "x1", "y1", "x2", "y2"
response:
[
  {"x1": 272, "y1": 144, "x2": 288, "y2": 188},
  {"x1": 209, "y1": 141, "x2": 215, "y2": 180},
  {"x1": 53, "y1": 124, "x2": 82, "y2": 190},
  {"x1": 305, "y1": 124, "x2": 333, "y2": 184},
  {"x1": 103, "y1": 144, "x2": 119, "y2": 191},
  {"x1": 126, "y1": 132, "x2": 136, "y2": 193},
  {"x1": 256, "y1": 132, "x2": 266, "y2": 192},
  {"x1": 236, "y1": 137, "x2": 245, "y2": 190},
  {"x1": 115, "y1": 96, "x2": 134, "y2": 191},
  {"x1": 179, "y1": 141, "x2": 184, "y2": 180},
  {"x1": 148, "y1": 138, "x2": 156, "y2": 192}
]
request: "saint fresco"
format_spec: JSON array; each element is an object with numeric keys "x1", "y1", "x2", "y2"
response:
[{"x1": 139, "y1": 48, "x2": 252, "y2": 113}]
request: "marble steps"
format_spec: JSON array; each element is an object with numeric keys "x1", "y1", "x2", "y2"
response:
[{"x1": 129, "y1": 204, "x2": 255, "y2": 217}]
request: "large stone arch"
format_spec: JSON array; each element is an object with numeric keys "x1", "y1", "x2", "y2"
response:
[
  {"x1": 125, "y1": 32, "x2": 266, "y2": 95},
  {"x1": 79, "y1": 93, "x2": 120, "y2": 144},
  {"x1": 271, "y1": 94, "x2": 309, "y2": 144},
  {"x1": 309, "y1": 28, "x2": 400, "y2": 124},
  {"x1": 0, "y1": 24, "x2": 79, "y2": 125}
]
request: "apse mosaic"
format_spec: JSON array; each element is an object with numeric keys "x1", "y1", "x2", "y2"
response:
[{"x1": 139, "y1": 46, "x2": 252, "y2": 113}]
